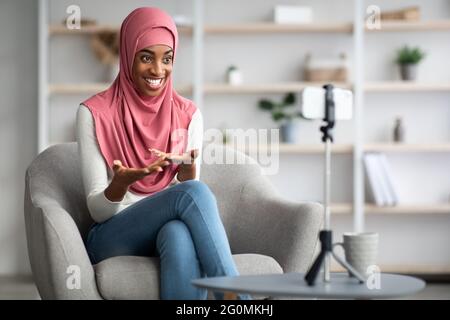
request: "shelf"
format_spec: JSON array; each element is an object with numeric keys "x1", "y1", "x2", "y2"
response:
[
  {"x1": 326, "y1": 203, "x2": 450, "y2": 215},
  {"x1": 331, "y1": 203, "x2": 353, "y2": 215},
  {"x1": 276, "y1": 144, "x2": 352, "y2": 154},
  {"x1": 49, "y1": 20, "x2": 450, "y2": 36},
  {"x1": 52, "y1": 23, "x2": 349, "y2": 36},
  {"x1": 49, "y1": 83, "x2": 192, "y2": 95},
  {"x1": 48, "y1": 82, "x2": 450, "y2": 95},
  {"x1": 330, "y1": 203, "x2": 450, "y2": 215},
  {"x1": 367, "y1": 20, "x2": 450, "y2": 32},
  {"x1": 49, "y1": 83, "x2": 110, "y2": 94},
  {"x1": 50, "y1": 25, "x2": 118, "y2": 35},
  {"x1": 205, "y1": 82, "x2": 450, "y2": 94},
  {"x1": 364, "y1": 143, "x2": 450, "y2": 153},
  {"x1": 209, "y1": 20, "x2": 450, "y2": 34},
  {"x1": 227, "y1": 143, "x2": 450, "y2": 154},
  {"x1": 331, "y1": 264, "x2": 450, "y2": 275},
  {"x1": 365, "y1": 82, "x2": 450, "y2": 92},
  {"x1": 228, "y1": 143, "x2": 353, "y2": 155},
  {"x1": 365, "y1": 204, "x2": 450, "y2": 215},
  {"x1": 51, "y1": 82, "x2": 450, "y2": 94},
  {"x1": 49, "y1": 24, "x2": 192, "y2": 35},
  {"x1": 204, "y1": 82, "x2": 351, "y2": 94},
  {"x1": 205, "y1": 22, "x2": 353, "y2": 34}
]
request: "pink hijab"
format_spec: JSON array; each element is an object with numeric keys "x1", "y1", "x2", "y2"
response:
[{"x1": 82, "y1": 7, "x2": 197, "y2": 195}]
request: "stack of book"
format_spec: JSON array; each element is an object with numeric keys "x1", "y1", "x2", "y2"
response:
[{"x1": 363, "y1": 152, "x2": 399, "y2": 206}]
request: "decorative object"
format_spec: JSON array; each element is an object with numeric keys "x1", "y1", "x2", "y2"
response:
[
  {"x1": 273, "y1": 5, "x2": 313, "y2": 24},
  {"x1": 393, "y1": 117, "x2": 405, "y2": 143},
  {"x1": 258, "y1": 92, "x2": 301, "y2": 143},
  {"x1": 380, "y1": 6, "x2": 420, "y2": 21},
  {"x1": 219, "y1": 122, "x2": 230, "y2": 145},
  {"x1": 226, "y1": 65, "x2": 243, "y2": 85},
  {"x1": 90, "y1": 31, "x2": 120, "y2": 81},
  {"x1": 304, "y1": 53, "x2": 348, "y2": 82},
  {"x1": 395, "y1": 45, "x2": 425, "y2": 81}
]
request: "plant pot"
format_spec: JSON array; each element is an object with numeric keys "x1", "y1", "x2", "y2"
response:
[
  {"x1": 280, "y1": 122, "x2": 299, "y2": 143},
  {"x1": 227, "y1": 69, "x2": 243, "y2": 86},
  {"x1": 399, "y1": 63, "x2": 417, "y2": 81}
]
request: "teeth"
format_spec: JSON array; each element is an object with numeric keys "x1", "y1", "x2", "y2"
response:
[{"x1": 145, "y1": 78, "x2": 163, "y2": 85}]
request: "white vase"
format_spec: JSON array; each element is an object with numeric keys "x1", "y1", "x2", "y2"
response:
[{"x1": 227, "y1": 69, "x2": 243, "y2": 86}]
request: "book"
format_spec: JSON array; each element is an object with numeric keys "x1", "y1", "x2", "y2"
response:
[
  {"x1": 363, "y1": 153, "x2": 386, "y2": 206},
  {"x1": 378, "y1": 153, "x2": 399, "y2": 205},
  {"x1": 373, "y1": 153, "x2": 395, "y2": 206}
]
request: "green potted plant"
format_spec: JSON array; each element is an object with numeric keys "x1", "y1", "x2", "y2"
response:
[
  {"x1": 258, "y1": 92, "x2": 301, "y2": 143},
  {"x1": 395, "y1": 45, "x2": 426, "y2": 81}
]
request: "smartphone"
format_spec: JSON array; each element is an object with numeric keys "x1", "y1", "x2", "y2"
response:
[{"x1": 300, "y1": 87, "x2": 353, "y2": 120}]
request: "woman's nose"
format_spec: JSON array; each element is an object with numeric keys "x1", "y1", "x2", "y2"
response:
[{"x1": 150, "y1": 62, "x2": 164, "y2": 76}]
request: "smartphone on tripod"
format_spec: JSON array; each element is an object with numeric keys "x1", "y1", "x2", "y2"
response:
[{"x1": 300, "y1": 86, "x2": 353, "y2": 121}]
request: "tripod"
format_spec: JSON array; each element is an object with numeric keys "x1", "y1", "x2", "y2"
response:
[{"x1": 304, "y1": 84, "x2": 365, "y2": 286}]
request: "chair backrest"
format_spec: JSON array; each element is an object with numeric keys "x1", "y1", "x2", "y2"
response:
[
  {"x1": 199, "y1": 143, "x2": 264, "y2": 229},
  {"x1": 25, "y1": 143, "x2": 264, "y2": 239},
  {"x1": 25, "y1": 143, "x2": 93, "y2": 239}
]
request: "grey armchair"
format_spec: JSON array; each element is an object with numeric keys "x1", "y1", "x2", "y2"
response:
[{"x1": 24, "y1": 142, "x2": 322, "y2": 300}]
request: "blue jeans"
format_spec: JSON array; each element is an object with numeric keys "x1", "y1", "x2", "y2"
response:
[{"x1": 86, "y1": 180, "x2": 248, "y2": 300}]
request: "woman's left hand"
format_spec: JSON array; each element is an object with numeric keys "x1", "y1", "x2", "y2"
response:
[
  {"x1": 149, "y1": 148, "x2": 198, "y2": 165},
  {"x1": 149, "y1": 148, "x2": 199, "y2": 181}
]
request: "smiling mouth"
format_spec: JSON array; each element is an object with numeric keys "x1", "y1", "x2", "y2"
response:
[{"x1": 143, "y1": 77, "x2": 165, "y2": 90}]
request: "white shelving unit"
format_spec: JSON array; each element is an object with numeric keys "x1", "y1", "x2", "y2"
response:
[{"x1": 38, "y1": 0, "x2": 450, "y2": 274}]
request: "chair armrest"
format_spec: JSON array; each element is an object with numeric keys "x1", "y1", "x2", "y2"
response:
[
  {"x1": 228, "y1": 175, "x2": 323, "y2": 273},
  {"x1": 25, "y1": 198, "x2": 102, "y2": 299}
]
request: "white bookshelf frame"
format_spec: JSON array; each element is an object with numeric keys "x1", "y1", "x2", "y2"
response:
[{"x1": 38, "y1": 0, "x2": 49, "y2": 153}]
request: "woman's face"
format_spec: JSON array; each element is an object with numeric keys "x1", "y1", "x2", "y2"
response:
[{"x1": 131, "y1": 44, "x2": 173, "y2": 97}]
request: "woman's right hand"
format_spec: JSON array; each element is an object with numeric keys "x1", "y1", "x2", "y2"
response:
[{"x1": 111, "y1": 156, "x2": 171, "y2": 188}]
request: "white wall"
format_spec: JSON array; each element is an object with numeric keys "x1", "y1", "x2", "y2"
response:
[
  {"x1": 0, "y1": 0, "x2": 38, "y2": 275},
  {"x1": 1, "y1": 0, "x2": 449, "y2": 275}
]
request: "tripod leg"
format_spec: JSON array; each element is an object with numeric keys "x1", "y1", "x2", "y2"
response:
[
  {"x1": 331, "y1": 251, "x2": 365, "y2": 283},
  {"x1": 304, "y1": 251, "x2": 326, "y2": 286}
]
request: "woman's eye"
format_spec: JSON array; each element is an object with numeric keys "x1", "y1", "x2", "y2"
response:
[
  {"x1": 163, "y1": 56, "x2": 173, "y2": 64},
  {"x1": 141, "y1": 55, "x2": 152, "y2": 63}
]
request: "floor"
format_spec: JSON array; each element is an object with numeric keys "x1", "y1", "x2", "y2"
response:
[
  {"x1": 0, "y1": 277, "x2": 40, "y2": 300},
  {"x1": 0, "y1": 277, "x2": 449, "y2": 300}
]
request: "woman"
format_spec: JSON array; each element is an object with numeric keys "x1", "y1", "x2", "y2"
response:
[{"x1": 76, "y1": 7, "x2": 246, "y2": 300}]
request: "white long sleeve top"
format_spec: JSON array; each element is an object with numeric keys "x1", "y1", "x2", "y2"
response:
[{"x1": 76, "y1": 104, "x2": 203, "y2": 223}]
